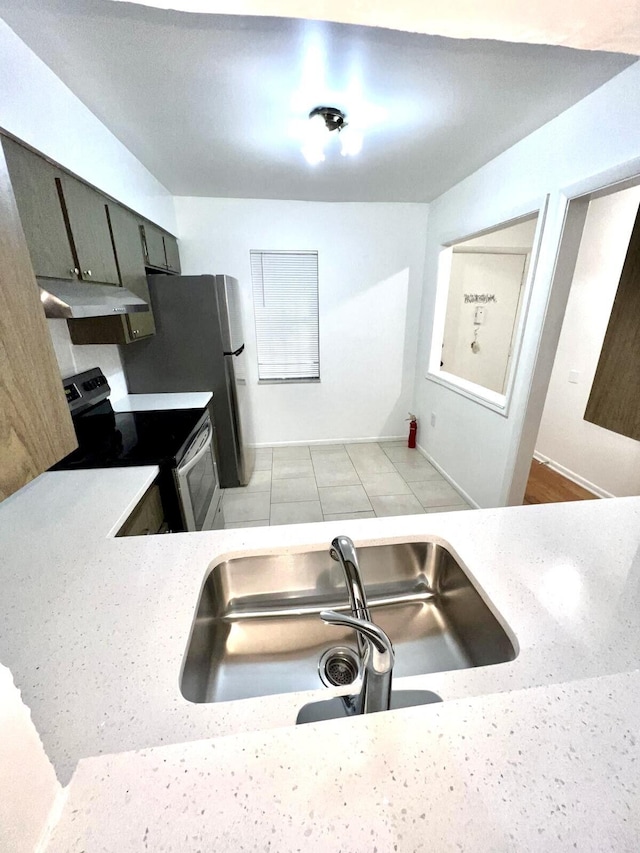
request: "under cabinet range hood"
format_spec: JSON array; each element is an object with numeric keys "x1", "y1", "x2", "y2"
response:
[{"x1": 38, "y1": 278, "x2": 149, "y2": 319}]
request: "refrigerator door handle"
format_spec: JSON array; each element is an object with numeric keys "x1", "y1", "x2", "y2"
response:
[{"x1": 224, "y1": 343, "x2": 245, "y2": 357}]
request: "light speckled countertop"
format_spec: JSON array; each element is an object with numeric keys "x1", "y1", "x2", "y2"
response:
[
  {"x1": 47, "y1": 670, "x2": 640, "y2": 852},
  {"x1": 1, "y1": 470, "x2": 640, "y2": 849}
]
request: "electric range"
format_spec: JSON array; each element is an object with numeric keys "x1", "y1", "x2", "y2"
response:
[{"x1": 51, "y1": 368, "x2": 223, "y2": 532}]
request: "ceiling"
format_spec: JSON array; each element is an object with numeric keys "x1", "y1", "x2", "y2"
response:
[
  {"x1": 0, "y1": 0, "x2": 635, "y2": 202},
  {"x1": 109, "y1": 0, "x2": 640, "y2": 56}
]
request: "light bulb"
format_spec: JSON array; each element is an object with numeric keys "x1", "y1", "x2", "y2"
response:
[
  {"x1": 340, "y1": 126, "x2": 363, "y2": 157},
  {"x1": 302, "y1": 144, "x2": 326, "y2": 165},
  {"x1": 301, "y1": 113, "x2": 328, "y2": 165},
  {"x1": 306, "y1": 113, "x2": 328, "y2": 145}
]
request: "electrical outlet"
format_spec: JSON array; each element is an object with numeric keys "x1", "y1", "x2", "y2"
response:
[
  {"x1": 430, "y1": 412, "x2": 436, "y2": 427},
  {"x1": 568, "y1": 370, "x2": 580, "y2": 384}
]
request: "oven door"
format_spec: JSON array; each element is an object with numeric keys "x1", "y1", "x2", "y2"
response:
[{"x1": 175, "y1": 418, "x2": 223, "y2": 531}]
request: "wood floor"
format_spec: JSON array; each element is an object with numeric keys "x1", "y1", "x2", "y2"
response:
[{"x1": 523, "y1": 460, "x2": 599, "y2": 505}]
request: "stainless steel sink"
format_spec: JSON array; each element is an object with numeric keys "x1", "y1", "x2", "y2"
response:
[{"x1": 180, "y1": 541, "x2": 517, "y2": 704}]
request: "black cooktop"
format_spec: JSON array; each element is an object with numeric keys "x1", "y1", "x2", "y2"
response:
[{"x1": 52, "y1": 401, "x2": 206, "y2": 470}]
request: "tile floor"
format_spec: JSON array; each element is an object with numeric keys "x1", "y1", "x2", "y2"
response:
[{"x1": 222, "y1": 441, "x2": 472, "y2": 528}]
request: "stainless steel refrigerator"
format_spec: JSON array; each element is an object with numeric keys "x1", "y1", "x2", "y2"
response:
[{"x1": 121, "y1": 274, "x2": 254, "y2": 488}]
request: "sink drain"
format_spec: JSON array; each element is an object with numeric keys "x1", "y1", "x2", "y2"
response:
[{"x1": 319, "y1": 646, "x2": 360, "y2": 688}]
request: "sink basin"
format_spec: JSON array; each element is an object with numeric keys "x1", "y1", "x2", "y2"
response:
[{"x1": 180, "y1": 541, "x2": 517, "y2": 704}]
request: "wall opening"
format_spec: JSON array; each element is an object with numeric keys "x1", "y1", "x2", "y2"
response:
[{"x1": 520, "y1": 183, "x2": 640, "y2": 504}]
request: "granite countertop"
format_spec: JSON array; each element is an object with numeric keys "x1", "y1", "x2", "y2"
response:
[
  {"x1": 46, "y1": 670, "x2": 640, "y2": 851},
  {"x1": 2, "y1": 470, "x2": 640, "y2": 849},
  {"x1": 1, "y1": 468, "x2": 640, "y2": 800}
]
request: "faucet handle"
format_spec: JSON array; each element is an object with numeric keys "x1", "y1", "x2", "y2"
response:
[{"x1": 320, "y1": 610, "x2": 394, "y2": 673}]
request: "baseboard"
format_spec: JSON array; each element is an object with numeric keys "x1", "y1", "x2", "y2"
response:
[
  {"x1": 251, "y1": 436, "x2": 406, "y2": 448},
  {"x1": 416, "y1": 443, "x2": 481, "y2": 509},
  {"x1": 532, "y1": 452, "x2": 612, "y2": 499}
]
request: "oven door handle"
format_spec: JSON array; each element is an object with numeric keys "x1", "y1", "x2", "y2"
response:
[{"x1": 178, "y1": 425, "x2": 213, "y2": 477}]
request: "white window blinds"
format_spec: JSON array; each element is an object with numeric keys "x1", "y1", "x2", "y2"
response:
[{"x1": 250, "y1": 250, "x2": 320, "y2": 381}]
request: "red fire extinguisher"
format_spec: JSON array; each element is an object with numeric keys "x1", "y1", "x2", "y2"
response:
[{"x1": 407, "y1": 413, "x2": 418, "y2": 449}]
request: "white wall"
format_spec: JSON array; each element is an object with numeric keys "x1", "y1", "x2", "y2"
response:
[
  {"x1": 443, "y1": 252, "x2": 527, "y2": 394},
  {"x1": 535, "y1": 187, "x2": 640, "y2": 497},
  {"x1": 0, "y1": 20, "x2": 179, "y2": 391},
  {"x1": 441, "y1": 218, "x2": 538, "y2": 394},
  {"x1": 461, "y1": 218, "x2": 538, "y2": 250},
  {"x1": 0, "y1": 20, "x2": 176, "y2": 232},
  {"x1": 413, "y1": 59, "x2": 640, "y2": 508},
  {"x1": 48, "y1": 320, "x2": 128, "y2": 399},
  {"x1": 0, "y1": 663, "x2": 61, "y2": 853},
  {"x1": 174, "y1": 198, "x2": 429, "y2": 445},
  {"x1": 120, "y1": 0, "x2": 640, "y2": 55}
]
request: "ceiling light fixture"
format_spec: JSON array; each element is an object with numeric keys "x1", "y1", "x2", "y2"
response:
[
  {"x1": 301, "y1": 105, "x2": 363, "y2": 165},
  {"x1": 310, "y1": 105, "x2": 347, "y2": 132}
]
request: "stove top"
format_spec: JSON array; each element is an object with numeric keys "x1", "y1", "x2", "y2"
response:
[{"x1": 52, "y1": 401, "x2": 207, "y2": 470}]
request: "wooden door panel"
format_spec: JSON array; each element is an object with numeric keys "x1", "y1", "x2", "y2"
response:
[
  {"x1": 1, "y1": 137, "x2": 75, "y2": 280},
  {"x1": 163, "y1": 233, "x2": 181, "y2": 273},
  {"x1": 60, "y1": 175, "x2": 119, "y2": 285},
  {"x1": 109, "y1": 204, "x2": 155, "y2": 340},
  {"x1": 0, "y1": 145, "x2": 77, "y2": 501},
  {"x1": 584, "y1": 204, "x2": 640, "y2": 440},
  {"x1": 141, "y1": 222, "x2": 167, "y2": 269}
]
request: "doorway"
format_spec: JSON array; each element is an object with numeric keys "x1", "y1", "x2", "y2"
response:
[{"x1": 519, "y1": 182, "x2": 640, "y2": 505}]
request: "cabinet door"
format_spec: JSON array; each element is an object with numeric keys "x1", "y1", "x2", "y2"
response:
[
  {"x1": 163, "y1": 233, "x2": 181, "y2": 273},
  {"x1": 141, "y1": 221, "x2": 167, "y2": 269},
  {"x1": 116, "y1": 484, "x2": 165, "y2": 536},
  {"x1": 59, "y1": 175, "x2": 119, "y2": 285},
  {"x1": 108, "y1": 204, "x2": 156, "y2": 340},
  {"x1": 0, "y1": 143, "x2": 77, "y2": 501},
  {"x1": 1, "y1": 137, "x2": 76, "y2": 280}
]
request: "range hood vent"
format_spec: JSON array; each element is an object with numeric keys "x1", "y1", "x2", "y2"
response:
[{"x1": 38, "y1": 278, "x2": 149, "y2": 319}]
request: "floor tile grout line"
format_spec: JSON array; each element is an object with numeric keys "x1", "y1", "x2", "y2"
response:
[{"x1": 225, "y1": 442, "x2": 472, "y2": 527}]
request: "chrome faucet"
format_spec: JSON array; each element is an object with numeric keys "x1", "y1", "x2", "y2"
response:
[
  {"x1": 325, "y1": 535, "x2": 394, "y2": 714},
  {"x1": 330, "y1": 535, "x2": 372, "y2": 657},
  {"x1": 320, "y1": 609, "x2": 394, "y2": 714}
]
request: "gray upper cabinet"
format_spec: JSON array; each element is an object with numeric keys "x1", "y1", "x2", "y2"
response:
[
  {"x1": 163, "y1": 233, "x2": 181, "y2": 273},
  {"x1": 141, "y1": 221, "x2": 167, "y2": 269},
  {"x1": 109, "y1": 204, "x2": 156, "y2": 340},
  {"x1": 2, "y1": 134, "x2": 180, "y2": 346},
  {"x1": 58, "y1": 175, "x2": 120, "y2": 285},
  {"x1": 67, "y1": 203, "x2": 157, "y2": 345},
  {"x1": 1, "y1": 136, "x2": 76, "y2": 280}
]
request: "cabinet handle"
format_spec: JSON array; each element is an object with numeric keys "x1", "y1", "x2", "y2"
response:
[
  {"x1": 83, "y1": 269, "x2": 92, "y2": 277},
  {"x1": 69, "y1": 267, "x2": 80, "y2": 277},
  {"x1": 139, "y1": 225, "x2": 149, "y2": 263},
  {"x1": 132, "y1": 329, "x2": 139, "y2": 337}
]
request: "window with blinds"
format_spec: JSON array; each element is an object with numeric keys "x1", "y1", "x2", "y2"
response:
[{"x1": 250, "y1": 250, "x2": 320, "y2": 381}]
